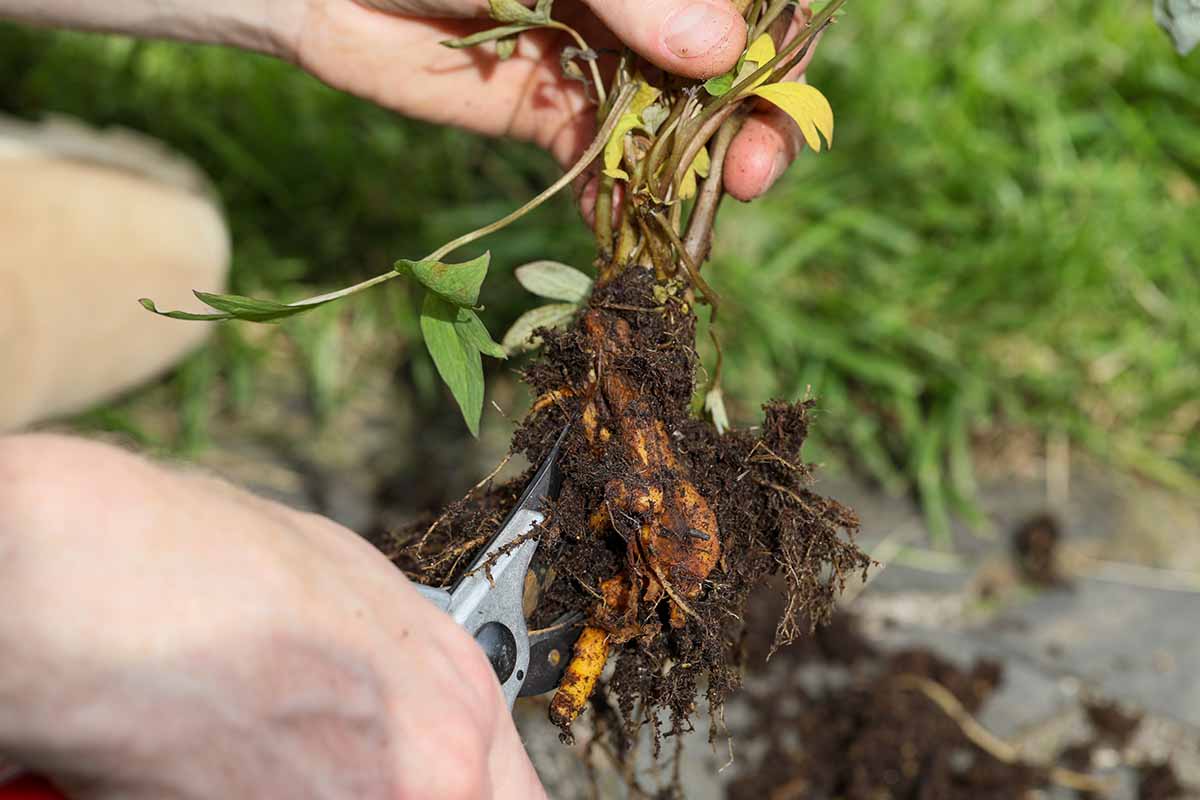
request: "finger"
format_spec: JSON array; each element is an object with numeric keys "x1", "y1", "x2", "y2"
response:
[
  {"x1": 581, "y1": 0, "x2": 747, "y2": 79},
  {"x1": 723, "y1": 102, "x2": 802, "y2": 201},
  {"x1": 723, "y1": 5, "x2": 822, "y2": 201}
]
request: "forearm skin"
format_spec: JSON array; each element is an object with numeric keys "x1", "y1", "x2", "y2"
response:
[{"x1": 0, "y1": 0, "x2": 297, "y2": 58}]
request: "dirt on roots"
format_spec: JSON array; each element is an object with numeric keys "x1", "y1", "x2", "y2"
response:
[{"x1": 375, "y1": 266, "x2": 870, "y2": 749}]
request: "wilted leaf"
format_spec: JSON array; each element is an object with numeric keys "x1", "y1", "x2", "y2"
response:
[
  {"x1": 421, "y1": 293, "x2": 485, "y2": 436},
  {"x1": 640, "y1": 103, "x2": 669, "y2": 135},
  {"x1": 515, "y1": 260, "x2": 593, "y2": 302},
  {"x1": 455, "y1": 307, "x2": 508, "y2": 359},
  {"x1": 502, "y1": 303, "x2": 578, "y2": 354},
  {"x1": 677, "y1": 146, "x2": 711, "y2": 200},
  {"x1": 395, "y1": 252, "x2": 491, "y2": 308},
  {"x1": 750, "y1": 82, "x2": 834, "y2": 151},
  {"x1": 705, "y1": 386, "x2": 730, "y2": 435},
  {"x1": 442, "y1": 23, "x2": 535, "y2": 49},
  {"x1": 489, "y1": 0, "x2": 540, "y2": 23},
  {"x1": 603, "y1": 167, "x2": 630, "y2": 180}
]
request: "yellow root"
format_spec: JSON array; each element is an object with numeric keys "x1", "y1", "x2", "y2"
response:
[{"x1": 549, "y1": 625, "x2": 611, "y2": 727}]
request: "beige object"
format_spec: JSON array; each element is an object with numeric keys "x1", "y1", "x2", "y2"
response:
[{"x1": 0, "y1": 115, "x2": 230, "y2": 431}]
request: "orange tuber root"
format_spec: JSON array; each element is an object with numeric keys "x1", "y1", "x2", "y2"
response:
[{"x1": 549, "y1": 309, "x2": 721, "y2": 725}]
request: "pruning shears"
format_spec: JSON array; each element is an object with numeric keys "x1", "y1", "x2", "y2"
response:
[
  {"x1": 410, "y1": 426, "x2": 584, "y2": 707},
  {"x1": 0, "y1": 429, "x2": 582, "y2": 799}
]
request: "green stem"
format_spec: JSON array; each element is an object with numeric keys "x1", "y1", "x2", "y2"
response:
[
  {"x1": 283, "y1": 85, "x2": 639, "y2": 313},
  {"x1": 426, "y1": 82, "x2": 636, "y2": 263}
]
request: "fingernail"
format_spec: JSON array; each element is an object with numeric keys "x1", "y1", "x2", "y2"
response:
[
  {"x1": 663, "y1": 3, "x2": 737, "y2": 60},
  {"x1": 763, "y1": 151, "x2": 790, "y2": 192}
]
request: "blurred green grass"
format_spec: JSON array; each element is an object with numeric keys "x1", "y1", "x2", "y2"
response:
[{"x1": 2, "y1": 0, "x2": 1197, "y2": 542}]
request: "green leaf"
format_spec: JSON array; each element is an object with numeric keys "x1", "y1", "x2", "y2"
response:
[
  {"x1": 514, "y1": 261, "x2": 593, "y2": 303},
  {"x1": 139, "y1": 298, "x2": 232, "y2": 321},
  {"x1": 395, "y1": 252, "x2": 490, "y2": 307},
  {"x1": 489, "y1": 0, "x2": 540, "y2": 24},
  {"x1": 455, "y1": 308, "x2": 508, "y2": 359},
  {"x1": 420, "y1": 293, "x2": 485, "y2": 436},
  {"x1": 704, "y1": 71, "x2": 735, "y2": 97},
  {"x1": 502, "y1": 303, "x2": 577, "y2": 354},
  {"x1": 140, "y1": 291, "x2": 333, "y2": 323},
  {"x1": 441, "y1": 23, "x2": 536, "y2": 49},
  {"x1": 534, "y1": 0, "x2": 553, "y2": 20}
]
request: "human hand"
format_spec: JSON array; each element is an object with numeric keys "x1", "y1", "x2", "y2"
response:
[
  {"x1": 285, "y1": 0, "x2": 822, "y2": 201},
  {"x1": 0, "y1": 435, "x2": 545, "y2": 800}
]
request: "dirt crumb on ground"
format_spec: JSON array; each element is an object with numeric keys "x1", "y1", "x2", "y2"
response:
[
  {"x1": 1139, "y1": 760, "x2": 1189, "y2": 800},
  {"x1": 1012, "y1": 511, "x2": 1066, "y2": 587}
]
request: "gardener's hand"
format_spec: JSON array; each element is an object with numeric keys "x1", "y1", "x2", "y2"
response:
[
  {"x1": 292, "y1": 0, "x2": 819, "y2": 200},
  {"x1": 0, "y1": 434, "x2": 545, "y2": 800},
  {"x1": 0, "y1": 0, "x2": 818, "y2": 201}
]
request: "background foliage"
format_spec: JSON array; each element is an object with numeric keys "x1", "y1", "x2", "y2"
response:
[{"x1": 2, "y1": 0, "x2": 1197, "y2": 542}]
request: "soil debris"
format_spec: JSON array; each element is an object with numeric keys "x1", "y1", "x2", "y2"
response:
[{"x1": 1012, "y1": 511, "x2": 1066, "y2": 587}]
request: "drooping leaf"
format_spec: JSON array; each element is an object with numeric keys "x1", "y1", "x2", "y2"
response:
[
  {"x1": 489, "y1": 0, "x2": 541, "y2": 23},
  {"x1": 455, "y1": 307, "x2": 508, "y2": 359},
  {"x1": 534, "y1": 0, "x2": 554, "y2": 20},
  {"x1": 677, "y1": 146, "x2": 711, "y2": 200},
  {"x1": 501, "y1": 303, "x2": 578, "y2": 354},
  {"x1": 441, "y1": 23, "x2": 536, "y2": 49},
  {"x1": 395, "y1": 252, "x2": 490, "y2": 308},
  {"x1": 705, "y1": 386, "x2": 730, "y2": 435},
  {"x1": 514, "y1": 260, "x2": 593, "y2": 303},
  {"x1": 495, "y1": 36, "x2": 518, "y2": 59},
  {"x1": 140, "y1": 290, "x2": 333, "y2": 323},
  {"x1": 420, "y1": 293, "x2": 485, "y2": 436},
  {"x1": 640, "y1": 104, "x2": 670, "y2": 135},
  {"x1": 750, "y1": 82, "x2": 834, "y2": 152}
]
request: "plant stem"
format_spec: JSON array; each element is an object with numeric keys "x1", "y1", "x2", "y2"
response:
[
  {"x1": 426, "y1": 82, "x2": 637, "y2": 264},
  {"x1": 594, "y1": 172, "x2": 615, "y2": 256},
  {"x1": 651, "y1": 211, "x2": 719, "y2": 314},
  {"x1": 285, "y1": 84, "x2": 639, "y2": 312},
  {"x1": 682, "y1": 110, "x2": 744, "y2": 264}
]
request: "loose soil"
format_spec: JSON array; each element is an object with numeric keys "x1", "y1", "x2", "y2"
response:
[
  {"x1": 375, "y1": 266, "x2": 870, "y2": 750},
  {"x1": 1012, "y1": 512, "x2": 1065, "y2": 587},
  {"x1": 728, "y1": 599, "x2": 1195, "y2": 800}
]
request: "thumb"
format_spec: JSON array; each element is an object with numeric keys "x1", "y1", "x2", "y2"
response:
[{"x1": 583, "y1": 0, "x2": 747, "y2": 79}]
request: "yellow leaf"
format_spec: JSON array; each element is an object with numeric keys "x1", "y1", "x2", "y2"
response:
[
  {"x1": 603, "y1": 113, "x2": 641, "y2": 175},
  {"x1": 629, "y1": 78, "x2": 662, "y2": 115},
  {"x1": 738, "y1": 33, "x2": 777, "y2": 92},
  {"x1": 750, "y1": 82, "x2": 834, "y2": 152},
  {"x1": 677, "y1": 146, "x2": 711, "y2": 200},
  {"x1": 745, "y1": 32, "x2": 776, "y2": 66},
  {"x1": 602, "y1": 78, "x2": 661, "y2": 177},
  {"x1": 603, "y1": 167, "x2": 630, "y2": 180}
]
